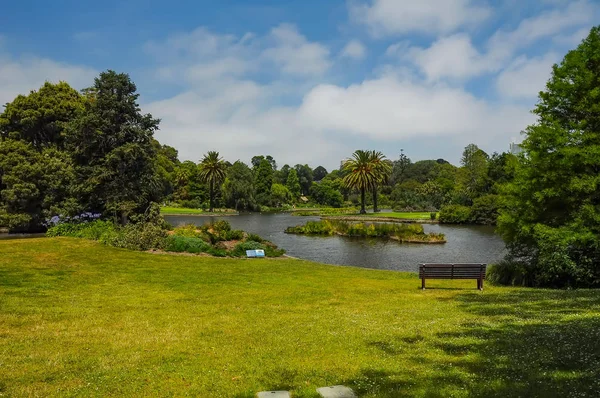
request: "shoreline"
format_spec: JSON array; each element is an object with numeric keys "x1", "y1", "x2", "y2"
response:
[{"x1": 321, "y1": 216, "x2": 439, "y2": 224}]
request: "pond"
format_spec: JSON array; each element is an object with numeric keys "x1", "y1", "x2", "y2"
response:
[{"x1": 165, "y1": 213, "x2": 506, "y2": 272}]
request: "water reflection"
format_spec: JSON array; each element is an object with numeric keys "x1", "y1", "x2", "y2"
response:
[{"x1": 165, "y1": 213, "x2": 506, "y2": 272}]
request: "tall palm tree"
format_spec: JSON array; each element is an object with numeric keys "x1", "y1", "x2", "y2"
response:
[
  {"x1": 198, "y1": 151, "x2": 227, "y2": 212},
  {"x1": 368, "y1": 150, "x2": 392, "y2": 213},
  {"x1": 342, "y1": 150, "x2": 376, "y2": 214}
]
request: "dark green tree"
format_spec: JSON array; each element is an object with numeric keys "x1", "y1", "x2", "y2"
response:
[
  {"x1": 294, "y1": 164, "x2": 313, "y2": 196},
  {"x1": 276, "y1": 164, "x2": 291, "y2": 185},
  {"x1": 313, "y1": 166, "x2": 328, "y2": 181},
  {"x1": 254, "y1": 158, "x2": 274, "y2": 205},
  {"x1": 0, "y1": 140, "x2": 76, "y2": 231},
  {"x1": 0, "y1": 81, "x2": 84, "y2": 148},
  {"x1": 497, "y1": 26, "x2": 600, "y2": 287},
  {"x1": 198, "y1": 151, "x2": 227, "y2": 212},
  {"x1": 222, "y1": 161, "x2": 255, "y2": 211},
  {"x1": 286, "y1": 168, "x2": 301, "y2": 198},
  {"x1": 66, "y1": 70, "x2": 161, "y2": 224},
  {"x1": 459, "y1": 144, "x2": 489, "y2": 202},
  {"x1": 310, "y1": 180, "x2": 343, "y2": 207}
]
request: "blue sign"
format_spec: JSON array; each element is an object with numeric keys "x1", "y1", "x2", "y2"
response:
[{"x1": 246, "y1": 249, "x2": 265, "y2": 258}]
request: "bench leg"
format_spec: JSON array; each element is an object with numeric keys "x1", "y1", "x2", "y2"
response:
[
  {"x1": 422, "y1": 278, "x2": 426, "y2": 290},
  {"x1": 479, "y1": 278, "x2": 484, "y2": 291}
]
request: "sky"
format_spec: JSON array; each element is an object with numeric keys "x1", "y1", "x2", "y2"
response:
[{"x1": 0, "y1": 0, "x2": 598, "y2": 169}]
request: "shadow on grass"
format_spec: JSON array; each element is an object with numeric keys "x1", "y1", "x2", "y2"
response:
[{"x1": 343, "y1": 289, "x2": 600, "y2": 397}]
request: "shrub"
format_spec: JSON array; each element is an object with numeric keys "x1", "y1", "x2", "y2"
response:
[
  {"x1": 430, "y1": 212, "x2": 437, "y2": 220},
  {"x1": 173, "y1": 224, "x2": 203, "y2": 238},
  {"x1": 487, "y1": 260, "x2": 536, "y2": 286},
  {"x1": 178, "y1": 199, "x2": 201, "y2": 209},
  {"x1": 47, "y1": 220, "x2": 116, "y2": 240},
  {"x1": 225, "y1": 229, "x2": 244, "y2": 240},
  {"x1": 165, "y1": 235, "x2": 211, "y2": 254},
  {"x1": 246, "y1": 233, "x2": 264, "y2": 243},
  {"x1": 230, "y1": 240, "x2": 265, "y2": 257},
  {"x1": 471, "y1": 194, "x2": 499, "y2": 225},
  {"x1": 102, "y1": 222, "x2": 168, "y2": 251},
  {"x1": 439, "y1": 205, "x2": 472, "y2": 224}
]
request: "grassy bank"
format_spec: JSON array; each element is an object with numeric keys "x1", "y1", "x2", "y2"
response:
[
  {"x1": 160, "y1": 207, "x2": 237, "y2": 215},
  {"x1": 294, "y1": 210, "x2": 436, "y2": 220},
  {"x1": 1, "y1": 238, "x2": 599, "y2": 397}
]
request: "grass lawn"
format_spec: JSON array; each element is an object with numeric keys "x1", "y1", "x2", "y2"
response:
[
  {"x1": 160, "y1": 206, "x2": 205, "y2": 215},
  {"x1": 1, "y1": 238, "x2": 599, "y2": 397},
  {"x1": 357, "y1": 212, "x2": 435, "y2": 219},
  {"x1": 160, "y1": 207, "x2": 238, "y2": 215}
]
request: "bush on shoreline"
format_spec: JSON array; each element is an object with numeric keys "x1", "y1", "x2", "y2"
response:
[{"x1": 47, "y1": 219, "x2": 285, "y2": 257}]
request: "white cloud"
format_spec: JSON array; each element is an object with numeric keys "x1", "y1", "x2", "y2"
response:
[
  {"x1": 398, "y1": 0, "x2": 596, "y2": 82},
  {"x1": 553, "y1": 27, "x2": 591, "y2": 47},
  {"x1": 144, "y1": 68, "x2": 534, "y2": 168},
  {"x1": 0, "y1": 54, "x2": 96, "y2": 106},
  {"x1": 299, "y1": 75, "x2": 532, "y2": 140},
  {"x1": 350, "y1": 0, "x2": 491, "y2": 37},
  {"x1": 145, "y1": 23, "x2": 331, "y2": 85},
  {"x1": 404, "y1": 34, "x2": 494, "y2": 81},
  {"x1": 263, "y1": 24, "x2": 331, "y2": 76},
  {"x1": 340, "y1": 40, "x2": 367, "y2": 59},
  {"x1": 488, "y1": 0, "x2": 595, "y2": 57},
  {"x1": 496, "y1": 53, "x2": 559, "y2": 99}
]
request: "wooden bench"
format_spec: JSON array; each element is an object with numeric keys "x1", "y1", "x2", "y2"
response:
[{"x1": 419, "y1": 263, "x2": 487, "y2": 290}]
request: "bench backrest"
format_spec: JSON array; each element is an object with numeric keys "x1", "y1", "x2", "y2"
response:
[{"x1": 419, "y1": 263, "x2": 486, "y2": 279}]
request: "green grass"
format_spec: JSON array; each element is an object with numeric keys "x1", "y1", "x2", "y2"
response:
[
  {"x1": 358, "y1": 212, "x2": 435, "y2": 219},
  {"x1": 160, "y1": 207, "x2": 238, "y2": 215},
  {"x1": 160, "y1": 206, "x2": 205, "y2": 215},
  {"x1": 1, "y1": 238, "x2": 599, "y2": 397}
]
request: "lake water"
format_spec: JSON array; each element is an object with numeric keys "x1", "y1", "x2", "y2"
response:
[{"x1": 165, "y1": 213, "x2": 506, "y2": 272}]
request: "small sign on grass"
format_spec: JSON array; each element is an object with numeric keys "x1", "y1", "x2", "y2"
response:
[{"x1": 246, "y1": 249, "x2": 265, "y2": 258}]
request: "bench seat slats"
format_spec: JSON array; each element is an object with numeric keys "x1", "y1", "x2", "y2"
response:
[{"x1": 419, "y1": 263, "x2": 486, "y2": 290}]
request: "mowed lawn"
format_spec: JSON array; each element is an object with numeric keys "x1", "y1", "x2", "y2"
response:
[
  {"x1": 358, "y1": 212, "x2": 435, "y2": 220},
  {"x1": 160, "y1": 206, "x2": 205, "y2": 215},
  {"x1": 1, "y1": 239, "x2": 599, "y2": 397}
]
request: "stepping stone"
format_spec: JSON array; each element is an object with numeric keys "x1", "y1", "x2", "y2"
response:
[
  {"x1": 317, "y1": 385, "x2": 357, "y2": 398},
  {"x1": 256, "y1": 391, "x2": 291, "y2": 398}
]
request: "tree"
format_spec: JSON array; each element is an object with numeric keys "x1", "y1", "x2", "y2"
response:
[
  {"x1": 271, "y1": 183, "x2": 291, "y2": 207},
  {"x1": 459, "y1": 144, "x2": 489, "y2": 201},
  {"x1": 66, "y1": 70, "x2": 161, "y2": 224},
  {"x1": 367, "y1": 151, "x2": 392, "y2": 213},
  {"x1": 391, "y1": 149, "x2": 411, "y2": 185},
  {"x1": 313, "y1": 166, "x2": 328, "y2": 181},
  {"x1": 254, "y1": 158, "x2": 274, "y2": 205},
  {"x1": 0, "y1": 82, "x2": 84, "y2": 231},
  {"x1": 286, "y1": 168, "x2": 301, "y2": 198},
  {"x1": 198, "y1": 151, "x2": 227, "y2": 212},
  {"x1": 0, "y1": 140, "x2": 76, "y2": 231},
  {"x1": 294, "y1": 164, "x2": 313, "y2": 195},
  {"x1": 310, "y1": 180, "x2": 343, "y2": 207},
  {"x1": 0, "y1": 81, "x2": 84, "y2": 149},
  {"x1": 276, "y1": 164, "x2": 291, "y2": 185},
  {"x1": 342, "y1": 150, "x2": 375, "y2": 214},
  {"x1": 222, "y1": 161, "x2": 255, "y2": 211},
  {"x1": 497, "y1": 26, "x2": 600, "y2": 287}
]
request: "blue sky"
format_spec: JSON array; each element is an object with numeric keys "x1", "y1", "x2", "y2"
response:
[{"x1": 0, "y1": 0, "x2": 598, "y2": 169}]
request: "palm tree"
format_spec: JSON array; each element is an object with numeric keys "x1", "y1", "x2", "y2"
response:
[
  {"x1": 198, "y1": 151, "x2": 227, "y2": 212},
  {"x1": 342, "y1": 150, "x2": 376, "y2": 214},
  {"x1": 368, "y1": 150, "x2": 392, "y2": 213}
]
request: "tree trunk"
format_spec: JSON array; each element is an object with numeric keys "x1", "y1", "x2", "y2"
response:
[
  {"x1": 373, "y1": 183, "x2": 379, "y2": 213},
  {"x1": 209, "y1": 180, "x2": 214, "y2": 212},
  {"x1": 360, "y1": 188, "x2": 366, "y2": 214}
]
